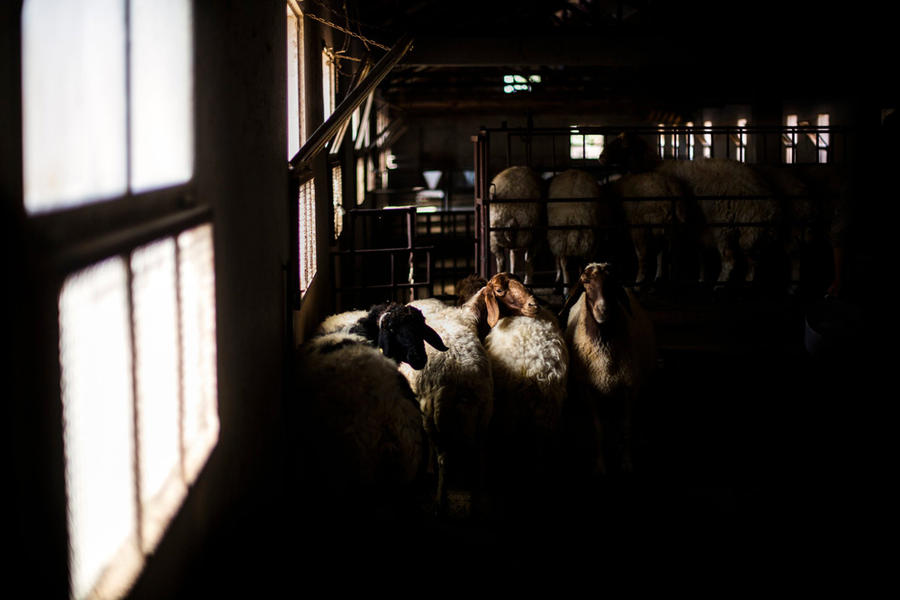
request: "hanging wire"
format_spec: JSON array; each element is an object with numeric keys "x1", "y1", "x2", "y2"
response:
[{"x1": 303, "y1": 8, "x2": 391, "y2": 51}]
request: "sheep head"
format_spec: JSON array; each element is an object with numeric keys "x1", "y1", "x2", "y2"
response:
[
  {"x1": 353, "y1": 303, "x2": 448, "y2": 370},
  {"x1": 563, "y1": 263, "x2": 632, "y2": 327},
  {"x1": 598, "y1": 132, "x2": 659, "y2": 174},
  {"x1": 482, "y1": 272, "x2": 539, "y2": 327}
]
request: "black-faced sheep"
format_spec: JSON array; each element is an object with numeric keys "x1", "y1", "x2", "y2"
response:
[
  {"x1": 489, "y1": 165, "x2": 542, "y2": 284},
  {"x1": 317, "y1": 302, "x2": 448, "y2": 370},
  {"x1": 399, "y1": 297, "x2": 493, "y2": 515},
  {"x1": 561, "y1": 262, "x2": 656, "y2": 476},
  {"x1": 547, "y1": 169, "x2": 605, "y2": 294},
  {"x1": 295, "y1": 332, "x2": 429, "y2": 498},
  {"x1": 295, "y1": 303, "x2": 448, "y2": 504}
]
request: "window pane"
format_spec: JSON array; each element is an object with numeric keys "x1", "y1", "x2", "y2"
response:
[
  {"x1": 299, "y1": 179, "x2": 317, "y2": 292},
  {"x1": 130, "y1": 0, "x2": 194, "y2": 192},
  {"x1": 22, "y1": 0, "x2": 127, "y2": 212},
  {"x1": 178, "y1": 224, "x2": 219, "y2": 481},
  {"x1": 131, "y1": 238, "x2": 186, "y2": 553},
  {"x1": 332, "y1": 166, "x2": 343, "y2": 239},
  {"x1": 60, "y1": 257, "x2": 137, "y2": 599},
  {"x1": 287, "y1": 9, "x2": 301, "y2": 159}
]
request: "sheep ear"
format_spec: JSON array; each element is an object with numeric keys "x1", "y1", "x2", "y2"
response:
[
  {"x1": 423, "y1": 324, "x2": 448, "y2": 352},
  {"x1": 484, "y1": 286, "x2": 500, "y2": 328},
  {"x1": 377, "y1": 329, "x2": 392, "y2": 358}
]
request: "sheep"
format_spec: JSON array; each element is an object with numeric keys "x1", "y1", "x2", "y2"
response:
[
  {"x1": 754, "y1": 165, "x2": 819, "y2": 293},
  {"x1": 489, "y1": 165, "x2": 542, "y2": 284},
  {"x1": 605, "y1": 169, "x2": 687, "y2": 288},
  {"x1": 397, "y1": 272, "x2": 541, "y2": 514},
  {"x1": 547, "y1": 169, "x2": 604, "y2": 294},
  {"x1": 657, "y1": 157, "x2": 779, "y2": 285},
  {"x1": 601, "y1": 132, "x2": 780, "y2": 286},
  {"x1": 316, "y1": 302, "x2": 448, "y2": 369},
  {"x1": 294, "y1": 303, "x2": 449, "y2": 509},
  {"x1": 561, "y1": 262, "x2": 656, "y2": 476},
  {"x1": 477, "y1": 283, "x2": 569, "y2": 486},
  {"x1": 399, "y1": 297, "x2": 493, "y2": 515}
]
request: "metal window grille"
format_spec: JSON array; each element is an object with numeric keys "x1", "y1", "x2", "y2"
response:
[
  {"x1": 299, "y1": 178, "x2": 317, "y2": 293},
  {"x1": 332, "y1": 165, "x2": 343, "y2": 239}
]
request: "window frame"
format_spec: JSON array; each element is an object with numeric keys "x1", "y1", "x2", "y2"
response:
[{"x1": 14, "y1": 1, "x2": 217, "y2": 597}]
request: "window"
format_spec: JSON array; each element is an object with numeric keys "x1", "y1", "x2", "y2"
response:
[
  {"x1": 22, "y1": 0, "x2": 193, "y2": 213},
  {"x1": 734, "y1": 118, "x2": 748, "y2": 162},
  {"x1": 569, "y1": 129, "x2": 604, "y2": 160},
  {"x1": 322, "y1": 47, "x2": 336, "y2": 122},
  {"x1": 332, "y1": 165, "x2": 343, "y2": 239},
  {"x1": 702, "y1": 120, "x2": 713, "y2": 158},
  {"x1": 356, "y1": 157, "x2": 366, "y2": 205},
  {"x1": 784, "y1": 114, "x2": 799, "y2": 164},
  {"x1": 657, "y1": 124, "x2": 665, "y2": 158},
  {"x1": 686, "y1": 122, "x2": 695, "y2": 160},
  {"x1": 60, "y1": 225, "x2": 217, "y2": 599},
  {"x1": 815, "y1": 113, "x2": 830, "y2": 163},
  {"x1": 503, "y1": 74, "x2": 541, "y2": 94},
  {"x1": 298, "y1": 178, "x2": 317, "y2": 293},
  {"x1": 287, "y1": 3, "x2": 305, "y2": 159},
  {"x1": 21, "y1": 2, "x2": 215, "y2": 597}
]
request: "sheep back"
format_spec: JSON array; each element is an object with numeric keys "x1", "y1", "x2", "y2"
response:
[
  {"x1": 547, "y1": 169, "x2": 601, "y2": 258},
  {"x1": 316, "y1": 309, "x2": 367, "y2": 336},
  {"x1": 485, "y1": 309, "x2": 568, "y2": 437},
  {"x1": 295, "y1": 332, "x2": 426, "y2": 491},
  {"x1": 401, "y1": 299, "x2": 494, "y2": 453},
  {"x1": 489, "y1": 165, "x2": 542, "y2": 253}
]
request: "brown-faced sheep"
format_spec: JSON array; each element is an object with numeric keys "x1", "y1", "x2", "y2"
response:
[{"x1": 561, "y1": 262, "x2": 656, "y2": 476}]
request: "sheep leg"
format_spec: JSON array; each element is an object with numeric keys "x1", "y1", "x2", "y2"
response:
[
  {"x1": 523, "y1": 248, "x2": 534, "y2": 285},
  {"x1": 435, "y1": 450, "x2": 449, "y2": 516},
  {"x1": 494, "y1": 251, "x2": 506, "y2": 276},
  {"x1": 554, "y1": 256, "x2": 563, "y2": 284},
  {"x1": 508, "y1": 248, "x2": 516, "y2": 277},
  {"x1": 590, "y1": 403, "x2": 607, "y2": 477},
  {"x1": 560, "y1": 255, "x2": 570, "y2": 295}
]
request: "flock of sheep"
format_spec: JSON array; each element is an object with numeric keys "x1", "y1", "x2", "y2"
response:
[
  {"x1": 490, "y1": 132, "x2": 835, "y2": 294},
  {"x1": 294, "y1": 265, "x2": 656, "y2": 516}
]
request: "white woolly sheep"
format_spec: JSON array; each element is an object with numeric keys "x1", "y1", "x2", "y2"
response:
[
  {"x1": 483, "y1": 303, "x2": 569, "y2": 485},
  {"x1": 398, "y1": 273, "x2": 542, "y2": 512},
  {"x1": 561, "y1": 262, "x2": 656, "y2": 476},
  {"x1": 399, "y1": 297, "x2": 493, "y2": 513},
  {"x1": 547, "y1": 169, "x2": 604, "y2": 294},
  {"x1": 606, "y1": 170, "x2": 687, "y2": 287},
  {"x1": 489, "y1": 165, "x2": 542, "y2": 284},
  {"x1": 602, "y1": 132, "x2": 780, "y2": 285}
]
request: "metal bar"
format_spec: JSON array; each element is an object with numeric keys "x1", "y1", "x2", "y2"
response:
[{"x1": 290, "y1": 33, "x2": 414, "y2": 169}]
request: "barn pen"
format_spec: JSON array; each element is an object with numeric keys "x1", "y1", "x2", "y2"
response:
[{"x1": 5, "y1": 1, "x2": 891, "y2": 596}]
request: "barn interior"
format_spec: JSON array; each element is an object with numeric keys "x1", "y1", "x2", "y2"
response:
[{"x1": 3, "y1": 0, "x2": 894, "y2": 596}]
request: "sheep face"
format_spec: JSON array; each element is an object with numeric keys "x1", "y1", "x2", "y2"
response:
[
  {"x1": 378, "y1": 304, "x2": 448, "y2": 370},
  {"x1": 483, "y1": 272, "x2": 539, "y2": 326},
  {"x1": 579, "y1": 263, "x2": 632, "y2": 326},
  {"x1": 598, "y1": 132, "x2": 657, "y2": 174}
]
